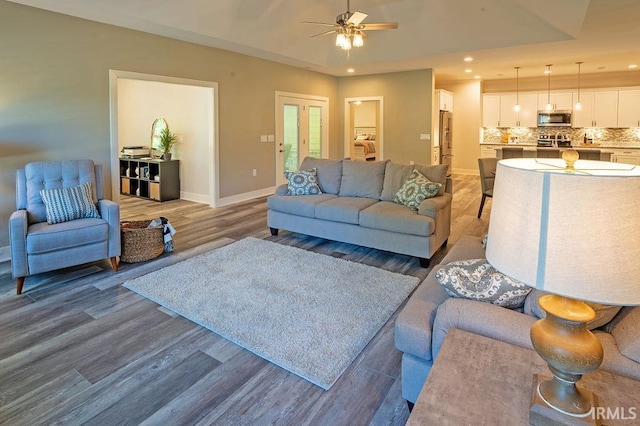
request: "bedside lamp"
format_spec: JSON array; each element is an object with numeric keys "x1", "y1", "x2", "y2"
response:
[{"x1": 485, "y1": 158, "x2": 640, "y2": 424}]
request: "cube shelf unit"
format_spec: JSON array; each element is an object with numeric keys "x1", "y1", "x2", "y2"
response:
[{"x1": 119, "y1": 158, "x2": 180, "y2": 202}]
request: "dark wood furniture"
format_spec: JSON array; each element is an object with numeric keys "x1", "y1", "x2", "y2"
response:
[
  {"x1": 407, "y1": 329, "x2": 640, "y2": 426},
  {"x1": 119, "y1": 158, "x2": 180, "y2": 201}
]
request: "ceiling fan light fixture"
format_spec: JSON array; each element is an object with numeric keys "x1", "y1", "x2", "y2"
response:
[
  {"x1": 353, "y1": 32, "x2": 364, "y2": 47},
  {"x1": 336, "y1": 32, "x2": 346, "y2": 47}
]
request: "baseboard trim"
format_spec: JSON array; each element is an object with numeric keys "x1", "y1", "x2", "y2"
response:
[
  {"x1": 0, "y1": 246, "x2": 10, "y2": 263},
  {"x1": 217, "y1": 186, "x2": 276, "y2": 207},
  {"x1": 180, "y1": 191, "x2": 211, "y2": 205},
  {"x1": 452, "y1": 168, "x2": 479, "y2": 176}
]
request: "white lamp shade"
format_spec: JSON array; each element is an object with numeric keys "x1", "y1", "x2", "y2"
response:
[{"x1": 486, "y1": 158, "x2": 640, "y2": 305}]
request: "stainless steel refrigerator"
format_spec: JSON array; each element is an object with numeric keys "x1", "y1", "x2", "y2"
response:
[{"x1": 439, "y1": 111, "x2": 453, "y2": 173}]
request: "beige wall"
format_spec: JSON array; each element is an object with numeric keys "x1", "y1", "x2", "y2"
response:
[
  {"x1": 481, "y1": 71, "x2": 640, "y2": 93},
  {"x1": 338, "y1": 70, "x2": 435, "y2": 165},
  {"x1": 0, "y1": 1, "x2": 339, "y2": 248},
  {"x1": 438, "y1": 81, "x2": 482, "y2": 174}
]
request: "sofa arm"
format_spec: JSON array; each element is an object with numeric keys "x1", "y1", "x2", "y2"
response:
[
  {"x1": 431, "y1": 298, "x2": 537, "y2": 360},
  {"x1": 9, "y1": 209, "x2": 29, "y2": 278},
  {"x1": 418, "y1": 193, "x2": 451, "y2": 218},
  {"x1": 274, "y1": 184, "x2": 288, "y2": 196},
  {"x1": 97, "y1": 199, "x2": 121, "y2": 257}
]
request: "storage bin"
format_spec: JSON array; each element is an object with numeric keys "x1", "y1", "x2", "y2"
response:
[{"x1": 120, "y1": 220, "x2": 164, "y2": 263}]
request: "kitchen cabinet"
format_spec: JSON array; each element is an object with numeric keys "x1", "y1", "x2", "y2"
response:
[
  {"x1": 480, "y1": 145, "x2": 499, "y2": 158},
  {"x1": 437, "y1": 90, "x2": 454, "y2": 112},
  {"x1": 120, "y1": 158, "x2": 180, "y2": 201},
  {"x1": 573, "y1": 90, "x2": 618, "y2": 128},
  {"x1": 506, "y1": 93, "x2": 538, "y2": 127},
  {"x1": 617, "y1": 90, "x2": 640, "y2": 128},
  {"x1": 483, "y1": 93, "x2": 537, "y2": 128},
  {"x1": 482, "y1": 95, "x2": 501, "y2": 127},
  {"x1": 537, "y1": 91, "x2": 573, "y2": 111},
  {"x1": 610, "y1": 149, "x2": 640, "y2": 166}
]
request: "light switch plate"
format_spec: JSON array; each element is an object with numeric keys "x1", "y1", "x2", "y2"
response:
[
  {"x1": 267, "y1": 135, "x2": 275, "y2": 142},
  {"x1": 260, "y1": 135, "x2": 268, "y2": 142}
]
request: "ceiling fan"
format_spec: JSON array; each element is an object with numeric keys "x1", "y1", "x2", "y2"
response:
[{"x1": 303, "y1": 0, "x2": 398, "y2": 52}]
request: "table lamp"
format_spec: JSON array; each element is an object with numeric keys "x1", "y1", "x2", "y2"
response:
[{"x1": 485, "y1": 157, "x2": 640, "y2": 425}]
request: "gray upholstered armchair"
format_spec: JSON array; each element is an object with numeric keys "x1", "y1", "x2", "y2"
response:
[{"x1": 9, "y1": 160, "x2": 120, "y2": 294}]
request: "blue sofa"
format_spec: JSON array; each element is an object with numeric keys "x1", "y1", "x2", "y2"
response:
[
  {"x1": 395, "y1": 235, "x2": 640, "y2": 404},
  {"x1": 267, "y1": 157, "x2": 452, "y2": 267}
]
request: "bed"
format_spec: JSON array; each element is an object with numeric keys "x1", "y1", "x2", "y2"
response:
[{"x1": 352, "y1": 127, "x2": 377, "y2": 161}]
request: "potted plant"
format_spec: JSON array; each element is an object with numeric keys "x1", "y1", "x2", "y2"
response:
[{"x1": 159, "y1": 127, "x2": 177, "y2": 160}]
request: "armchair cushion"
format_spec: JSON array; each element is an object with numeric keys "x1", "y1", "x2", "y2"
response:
[{"x1": 40, "y1": 182, "x2": 101, "y2": 224}]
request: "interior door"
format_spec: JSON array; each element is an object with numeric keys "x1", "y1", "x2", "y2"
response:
[{"x1": 276, "y1": 94, "x2": 328, "y2": 185}]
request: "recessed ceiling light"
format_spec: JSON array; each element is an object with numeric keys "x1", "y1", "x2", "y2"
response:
[
  {"x1": 347, "y1": 68, "x2": 355, "y2": 73},
  {"x1": 474, "y1": 75, "x2": 481, "y2": 79},
  {"x1": 465, "y1": 69, "x2": 472, "y2": 73},
  {"x1": 464, "y1": 56, "x2": 473, "y2": 62},
  {"x1": 629, "y1": 64, "x2": 638, "y2": 69}
]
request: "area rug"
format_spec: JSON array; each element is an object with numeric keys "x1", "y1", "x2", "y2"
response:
[{"x1": 123, "y1": 237, "x2": 419, "y2": 389}]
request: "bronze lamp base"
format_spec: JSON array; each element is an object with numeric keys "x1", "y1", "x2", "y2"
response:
[{"x1": 529, "y1": 295, "x2": 604, "y2": 425}]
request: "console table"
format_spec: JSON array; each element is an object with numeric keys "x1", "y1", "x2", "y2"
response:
[{"x1": 407, "y1": 329, "x2": 640, "y2": 425}]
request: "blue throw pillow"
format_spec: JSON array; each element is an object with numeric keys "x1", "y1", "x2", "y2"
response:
[
  {"x1": 284, "y1": 168, "x2": 322, "y2": 195},
  {"x1": 40, "y1": 181, "x2": 101, "y2": 224}
]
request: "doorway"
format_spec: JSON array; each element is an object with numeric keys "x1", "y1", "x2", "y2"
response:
[
  {"x1": 275, "y1": 92, "x2": 329, "y2": 186},
  {"x1": 344, "y1": 97, "x2": 384, "y2": 161},
  {"x1": 108, "y1": 70, "x2": 219, "y2": 206}
]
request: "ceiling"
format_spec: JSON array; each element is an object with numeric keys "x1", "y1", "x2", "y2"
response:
[{"x1": 9, "y1": 0, "x2": 640, "y2": 81}]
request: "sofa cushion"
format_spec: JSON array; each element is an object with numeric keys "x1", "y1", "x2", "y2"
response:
[
  {"x1": 524, "y1": 289, "x2": 622, "y2": 330},
  {"x1": 359, "y1": 201, "x2": 434, "y2": 236},
  {"x1": 607, "y1": 307, "x2": 640, "y2": 363},
  {"x1": 393, "y1": 169, "x2": 442, "y2": 211},
  {"x1": 315, "y1": 197, "x2": 378, "y2": 224},
  {"x1": 434, "y1": 258, "x2": 531, "y2": 308},
  {"x1": 40, "y1": 182, "x2": 101, "y2": 225},
  {"x1": 339, "y1": 160, "x2": 387, "y2": 199},
  {"x1": 414, "y1": 164, "x2": 449, "y2": 196},
  {"x1": 380, "y1": 162, "x2": 414, "y2": 201},
  {"x1": 300, "y1": 157, "x2": 343, "y2": 195},
  {"x1": 266, "y1": 194, "x2": 337, "y2": 218},
  {"x1": 26, "y1": 218, "x2": 108, "y2": 255},
  {"x1": 284, "y1": 168, "x2": 322, "y2": 195}
]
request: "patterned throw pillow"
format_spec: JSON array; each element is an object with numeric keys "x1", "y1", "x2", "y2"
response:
[
  {"x1": 40, "y1": 182, "x2": 101, "y2": 225},
  {"x1": 434, "y1": 258, "x2": 532, "y2": 309},
  {"x1": 284, "y1": 168, "x2": 322, "y2": 195},
  {"x1": 393, "y1": 169, "x2": 442, "y2": 210}
]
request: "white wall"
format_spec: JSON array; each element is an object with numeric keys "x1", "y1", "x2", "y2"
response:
[{"x1": 117, "y1": 79, "x2": 213, "y2": 202}]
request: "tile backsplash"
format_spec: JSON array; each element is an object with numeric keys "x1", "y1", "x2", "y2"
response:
[{"x1": 482, "y1": 127, "x2": 640, "y2": 147}]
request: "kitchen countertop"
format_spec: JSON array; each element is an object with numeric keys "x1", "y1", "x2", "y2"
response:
[{"x1": 480, "y1": 142, "x2": 639, "y2": 150}]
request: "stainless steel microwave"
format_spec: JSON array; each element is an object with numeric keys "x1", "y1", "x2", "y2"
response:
[{"x1": 537, "y1": 110, "x2": 572, "y2": 127}]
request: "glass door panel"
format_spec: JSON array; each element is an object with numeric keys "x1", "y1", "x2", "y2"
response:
[
  {"x1": 308, "y1": 105, "x2": 322, "y2": 158},
  {"x1": 283, "y1": 104, "x2": 299, "y2": 173}
]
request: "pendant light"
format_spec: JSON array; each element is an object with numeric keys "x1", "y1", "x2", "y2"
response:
[
  {"x1": 575, "y1": 62, "x2": 583, "y2": 111},
  {"x1": 514, "y1": 67, "x2": 521, "y2": 112},
  {"x1": 545, "y1": 64, "x2": 553, "y2": 111}
]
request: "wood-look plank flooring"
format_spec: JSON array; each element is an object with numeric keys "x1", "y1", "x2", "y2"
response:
[{"x1": 0, "y1": 174, "x2": 488, "y2": 425}]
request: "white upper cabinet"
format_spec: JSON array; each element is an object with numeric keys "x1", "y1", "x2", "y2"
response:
[
  {"x1": 500, "y1": 94, "x2": 538, "y2": 127},
  {"x1": 483, "y1": 93, "x2": 538, "y2": 128},
  {"x1": 438, "y1": 90, "x2": 454, "y2": 112},
  {"x1": 573, "y1": 91, "x2": 618, "y2": 128},
  {"x1": 618, "y1": 90, "x2": 640, "y2": 128},
  {"x1": 537, "y1": 92, "x2": 573, "y2": 111},
  {"x1": 482, "y1": 95, "x2": 501, "y2": 127}
]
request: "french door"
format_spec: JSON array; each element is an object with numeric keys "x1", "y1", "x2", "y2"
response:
[{"x1": 275, "y1": 93, "x2": 328, "y2": 186}]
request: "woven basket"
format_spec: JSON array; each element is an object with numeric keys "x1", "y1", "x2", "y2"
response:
[{"x1": 120, "y1": 220, "x2": 165, "y2": 263}]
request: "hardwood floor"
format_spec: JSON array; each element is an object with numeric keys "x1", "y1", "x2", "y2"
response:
[{"x1": 0, "y1": 174, "x2": 488, "y2": 425}]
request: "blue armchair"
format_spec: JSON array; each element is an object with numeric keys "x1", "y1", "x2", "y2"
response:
[{"x1": 9, "y1": 160, "x2": 120, "y2": 294}]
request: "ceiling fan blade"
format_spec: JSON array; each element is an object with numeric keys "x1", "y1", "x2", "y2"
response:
[
  {"x1": 361, "y1": 22, "x2": 398, "y2": 30},
  {"x1": 347, "y1": 11, "x2": 368, "y2": 26},
  {"x1": 302, "y1": 21, "x2": 337, "y2": 27},
  {"x1": 311, "y1": 29, "x2": 338, "y2": 38}
]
